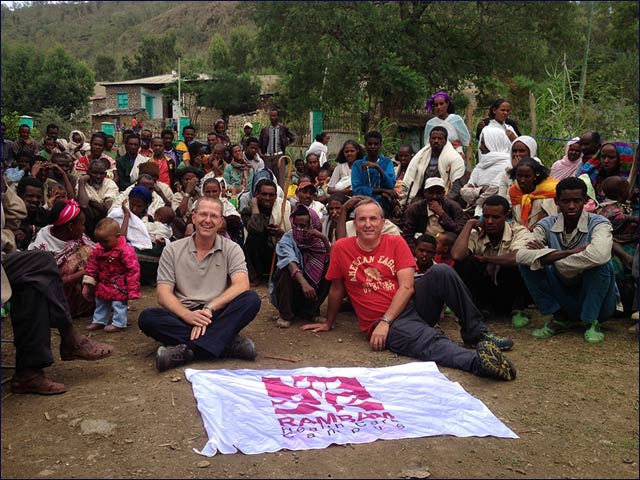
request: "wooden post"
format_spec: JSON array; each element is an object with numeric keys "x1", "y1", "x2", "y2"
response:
[
  {"x1": 529, "y1": 91, "x2": 537, "y2": 136},
  {"x1": 465, "y1": 101, "x2": 475, "y2": 170}
]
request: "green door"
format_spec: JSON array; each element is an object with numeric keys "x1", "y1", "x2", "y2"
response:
[{"x1": 145, "y1": 95, "x2": 154, "y2": 119}]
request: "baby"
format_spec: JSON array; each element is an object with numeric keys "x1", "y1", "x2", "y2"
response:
[
  {"x1": 596, "y1": 176, "x2": 638, "y2": 273},
  {"x1": 46, "y1": 182, "x2": 67, "y2": 209},
  {"x1": 82, "y1": 218, "x2": 141, "y2": 332},
  {"x1": 145, "y1": 206, "x2": 175, "y2": 245}
]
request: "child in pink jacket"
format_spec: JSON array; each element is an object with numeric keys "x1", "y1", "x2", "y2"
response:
[{"x1": 82, "y1": 218, "x2": 141, "y2": 332}]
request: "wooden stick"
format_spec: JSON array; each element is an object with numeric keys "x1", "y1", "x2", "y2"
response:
[
  {"x1": 263, "y1": 355, "x2": 299, "y2": 363},
  {"x1": 269, "y1": 156, "x2": 294, "y2": 280}
]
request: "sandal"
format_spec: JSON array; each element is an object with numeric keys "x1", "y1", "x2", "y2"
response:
[
  {"x1": 11, "y1": 370, "x2": 67, "y2": 395},
  {"x1": 532, "y1": 318, "x2": 571, "y2": 339},
  {"x1": 275, "y1": 317, "x2": 291, "y2": 328},
  {"x1": 60, "y1": 336, "x2": 114, "y2": 361},
  {"x1": 584, "y1": 322, "x2": 605, "y2": 344},
  {"x1": 511, "y1": 310, "x2": 530, "y2": 329}
]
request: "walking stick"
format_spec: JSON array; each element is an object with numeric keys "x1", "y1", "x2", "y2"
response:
[{"x1": 269, "y1": 155, "x2": 293, "y2": 281}]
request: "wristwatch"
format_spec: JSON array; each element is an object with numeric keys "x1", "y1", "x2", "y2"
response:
[
  {"x1": 380, "y1": 316, "x2": 392, "y2": 326},
  {"x1": 204, "y1": 304, "x2": 216, "y2": 315}
]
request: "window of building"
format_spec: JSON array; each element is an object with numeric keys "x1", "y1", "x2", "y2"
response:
[{"x1": 117, "y1": 92, "x2": 129, "y2": 109}]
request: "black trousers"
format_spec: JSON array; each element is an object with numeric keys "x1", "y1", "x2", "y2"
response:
[
  {"x1": 271, "y1": 268, "x2": 330, "y2": 321},
  {"x1": 386, "y1": 264, "x2": 489, "y2": 373},
  {"x1": 454, "y1": 257, "x2": 531, "y2": 315},
  {"x1": 243, "y1": 232, "x2": 274, "y2": 283},
  {"x1": 138, "y1": 291, "x2": 261, "y2": 358},
  {"x1": 2, "y1": 250, "x2": 73, "y2": 371}
]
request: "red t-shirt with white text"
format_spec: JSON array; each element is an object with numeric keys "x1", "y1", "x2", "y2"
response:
[{"x1": 326, "y1": 235, "x2": 416, "y2": 336}]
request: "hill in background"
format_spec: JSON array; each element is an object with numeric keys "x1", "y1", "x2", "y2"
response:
[{"x1": 1, "y1": 1, "x2": 251, "y2": 77}]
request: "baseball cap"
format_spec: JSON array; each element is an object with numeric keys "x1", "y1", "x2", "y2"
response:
[
  {"x1": 297, "y1": 180, "x2": 316, "y2": 192},
  {"x1": 243, "y1": 122, "x2": 253, "y2": 129},
  {"x1": 423, "y1": 177, "x2": 446, "y2": 191}
]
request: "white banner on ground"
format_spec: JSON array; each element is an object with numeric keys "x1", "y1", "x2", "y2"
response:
[{"x1": 185, "y1": 362, "x2": 518, "y2": 456}]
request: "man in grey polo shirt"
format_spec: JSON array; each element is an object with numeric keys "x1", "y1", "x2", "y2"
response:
[{"x1": 139, "y1": 197, "x2": 261, "y2": 372}]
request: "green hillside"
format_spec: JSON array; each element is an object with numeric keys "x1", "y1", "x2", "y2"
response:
[{"x1": 1, "y1": 1, "x2": 251, "y2": 74}]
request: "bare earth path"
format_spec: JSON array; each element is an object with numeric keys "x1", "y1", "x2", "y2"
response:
[{"x1": 1, "y1": 285, "x2": 638, "y2": 478}]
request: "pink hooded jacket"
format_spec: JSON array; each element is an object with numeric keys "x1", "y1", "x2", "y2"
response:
[{"x1": 84, "y1": 236, "x2": 141, "y2": 301}]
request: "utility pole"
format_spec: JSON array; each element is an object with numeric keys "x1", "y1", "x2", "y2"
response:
[{"x1": 177, "y1": 57, "x2": 182, "y2": 118}]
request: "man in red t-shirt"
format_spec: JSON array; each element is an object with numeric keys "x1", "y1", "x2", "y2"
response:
[{"x1": 301, "y1": 198, "x2": 517, "y2": 381}]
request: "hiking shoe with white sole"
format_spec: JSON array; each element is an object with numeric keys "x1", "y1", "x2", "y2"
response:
[
  {"x1": 223, "y1": 335, "x2": 257, "y2": 360},
  {"x1": 155, "y1": 344, "x2": 195, "y2": 372},
  {"x1": 475, "y1": 340, "x2": 516, "y2": 381}
]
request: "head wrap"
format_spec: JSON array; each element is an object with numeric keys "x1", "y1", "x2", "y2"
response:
[
  {"x1": 549, "y1": 138, "x2": 583, "y2": 180},
  {"x1": 53, "y1": 199, "x2": 81, "y2": 226},
  {"x1": 579, "y1": 141, "x2": 634, "y2": 185},
  {"x1": 510, "y1": 135, "x2": 539, "y2": 159},
  {"x1": 129, "y1": 185, "x2": 152, "y2": 205},
  {"x1": 425, "y1": 91, "x2": 451, "y2": 113},
  {"x1": 289, "y1": 204, "x2": 328, "y2": 288}
]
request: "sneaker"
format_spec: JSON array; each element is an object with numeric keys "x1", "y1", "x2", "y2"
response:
[
  {"x1": 475, "y1": 341, "x2": 516, "y2": 381},
  {"x1": 223, "y1": 335, "x2": 257, "y2": 360},
  {"x1": 471, "y1": 331, "x2": 514, "y2": 351},
  {"x1": 155, "y1": 344, "x2": 195, "y2": 372}
]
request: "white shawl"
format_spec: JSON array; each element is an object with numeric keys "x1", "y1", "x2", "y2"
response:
[
  {"x1": 402, "y1": 141, "x2": 465, "y2": 203},
  {"x1": 107, "y1": 207, "x2": 153, "y2": 250}
]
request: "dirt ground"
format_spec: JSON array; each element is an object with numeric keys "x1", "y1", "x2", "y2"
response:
[{"x1": 1, "y1": 284, "x2": 638, "y2": 479}]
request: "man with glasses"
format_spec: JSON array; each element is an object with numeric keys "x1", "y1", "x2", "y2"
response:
[{"x1": 138, "y1": 196, "x2": 261, "y2": 372}]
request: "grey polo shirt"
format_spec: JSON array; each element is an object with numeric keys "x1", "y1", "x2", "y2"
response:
[{"x1": 157, "y1": 233, "x2": 248, "y2": 309}]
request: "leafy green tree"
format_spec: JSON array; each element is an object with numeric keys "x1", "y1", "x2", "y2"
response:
[
  {"x1": 252, "y1": 2, "x2": 589, "y2": 121},
  {"x1": 122, "y1": 33, "x2": 180, "y2": 79},
  {"x1": 1, "y1": 44, "x2": 94, "y2": 118},
  {"x1": 93, "y1": 54, "x2": 120, "y2": 81},
  {"x1": 198, "y1": 69, "x2": 260, "y2": 119},
  {"x1": 207, "y1": 33, "x2": 230, "y2": 70},
  {"x1": 227, "y1": 26, "x2": 257, "y2": 72}
]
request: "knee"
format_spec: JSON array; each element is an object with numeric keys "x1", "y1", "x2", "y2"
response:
[
  {"x1": 239, "y1": 290, "x2": 262, "y2": 314},
  {"x1": 138, "y1": 308, "x2": 161, "y2": 333},
  {"x1": 429, "y1": 263, "x2": 457, "y2": 280}
]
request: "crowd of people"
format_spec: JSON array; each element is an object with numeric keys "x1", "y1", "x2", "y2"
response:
[{"x1": 1, "y1": 97, "x2": 637, "y2": 394}]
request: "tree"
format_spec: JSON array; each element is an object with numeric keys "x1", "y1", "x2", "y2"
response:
[
  {"x1": 1, "y1": 44, "x2": 94, "y2": 118},
  {"x1": 198, "y1": 69, "x2": 260, "y2": 119},
  {"x1": 122, "y1": 33, "x2": 180, "y2": 79},
  {"x1": 252, "y1": 2, "x2": 588, "y2": 120},
  {"x1": 93, "y1": 54, "x2": 120, "y2": 81},
  {"x1": 207, "y1": 33, "x2": 230, "y2": 70}
]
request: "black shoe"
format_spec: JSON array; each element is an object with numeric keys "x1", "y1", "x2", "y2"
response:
[
  {"x1": 155, "y1": 344, "x2": 195, "y2": 372},
  {"x1": 475, "y1": 341, "x2": 516, "y2": 381},
  {"x1": 223, "y1": 335, "x2": 257, "y2": 360},
  {"x1": 477, "y1": 331, "x2": 514, "y2": 351}
]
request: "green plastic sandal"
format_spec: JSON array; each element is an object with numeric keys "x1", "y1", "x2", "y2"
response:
[
  {"x1": 584, "y1": 322, "x2": 605, "y2": 344},
  {"x1": 532, "y1": 318, "x2": 570, "y2": 339},
  {"x1": 511, "y1": 310, "x2": 530, "y2": 329}
]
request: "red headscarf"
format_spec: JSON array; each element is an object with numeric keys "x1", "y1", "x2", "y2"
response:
[{"x1": 53, "y1": 199, "x2": 81, "y2": 226}]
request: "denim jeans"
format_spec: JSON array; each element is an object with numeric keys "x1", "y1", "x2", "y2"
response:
[{"x1": 93, "y1": 298, "x2": 128, "y2": 328}]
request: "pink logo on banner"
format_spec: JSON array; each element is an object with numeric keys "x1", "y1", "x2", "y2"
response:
[{"x1": 262, "y1": 376, "x2": 385, "y2": 415}]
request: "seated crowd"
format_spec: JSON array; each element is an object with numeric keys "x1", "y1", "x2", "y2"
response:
[{"x1": 1, "y1": 97, "x2": 637, "y2": 394}]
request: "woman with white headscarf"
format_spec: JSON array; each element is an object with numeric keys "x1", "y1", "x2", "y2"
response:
[
  {"x1": 498, "y1": 135, "x2": 541, "y2": 199},
  {"x1": 460, "y1": 127, "x2": 512, "y2": 216}
]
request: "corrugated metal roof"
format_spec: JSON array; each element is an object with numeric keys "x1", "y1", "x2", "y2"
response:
[
  {"x1": 92, "y1": 108, "x2": 146, "y2": 116},
  {"x1": 100, "y1": 73, "x2": 211, "y2": 86}
]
